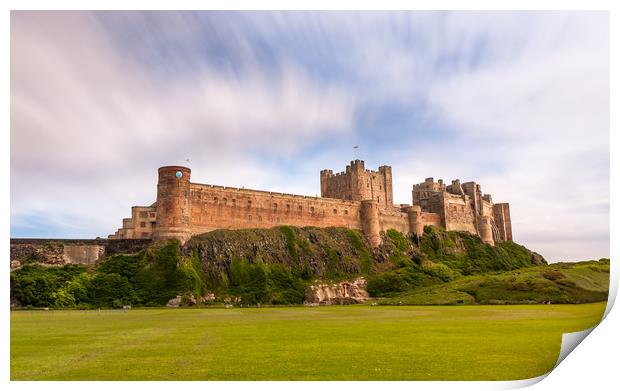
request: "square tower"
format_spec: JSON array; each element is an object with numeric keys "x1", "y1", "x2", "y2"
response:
[{"x1": 320, "y1": 160, "x2": 393, "y2": 209}]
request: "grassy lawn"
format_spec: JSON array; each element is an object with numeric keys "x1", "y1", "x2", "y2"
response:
[{"x1": 10, "y1": 303, "x2": 606, "y2": 380}]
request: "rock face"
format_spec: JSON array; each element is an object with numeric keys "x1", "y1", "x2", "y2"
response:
[
  {"x1": 166, "y1": 295, "x2": 182, "y2": 307},
  {"x1": 305, "y1": 277, "x2": 369, "y2": 305},
  {"x1": 10, "y1": 239, "x2": 151, "y2": 266}
]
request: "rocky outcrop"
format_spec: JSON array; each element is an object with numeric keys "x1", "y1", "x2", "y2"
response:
[
  {"x1": 10, "y1": 239, "x2": 151, "y2": 266},
  {"x1": 184, "y1": 227, "x2": 371, "y2": 283},
  {"x1": 305, "y1": 277, "x2": 369, "y2": 305},
  {"x1": 166, "y1": 295, "x2": 182, "y2": 307},
  {"x1": 167, "y1": 293, "x2": 216, "y2": 307}
]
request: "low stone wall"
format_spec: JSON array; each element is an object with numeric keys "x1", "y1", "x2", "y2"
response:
[{"x1": 10, "y1": 238, "x2": 152, "y2": 268}]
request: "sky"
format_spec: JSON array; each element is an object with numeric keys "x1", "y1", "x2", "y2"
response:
[{"x1": 10, "y1": 11, "x2": 609, "y2": 262}]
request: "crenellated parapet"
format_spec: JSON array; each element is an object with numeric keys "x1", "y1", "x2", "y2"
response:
[
  {"x1": 109, "y1": 163, "x2": 514, "y2": 248},
  {"x1": 320, "y1": 160, "x2": 393, "y2": 209},
  {"x1": 411, "y1": 177, "x2": 513, "y2": 245}
]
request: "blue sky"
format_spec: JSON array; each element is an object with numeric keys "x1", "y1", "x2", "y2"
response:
[{"x1": 11, "y1": 11, "x2": 609, "y2": 262}]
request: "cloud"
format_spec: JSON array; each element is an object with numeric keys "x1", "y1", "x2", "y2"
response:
[
  {"x1": 10, "y1": 11, "x2": 354, "y2": 237},
  {"x1": 10, "y1": 11, "x2": 609, "y2": 262},
  {"x1": 402, "y1": 12, "x2": 609, "y2": 261}
]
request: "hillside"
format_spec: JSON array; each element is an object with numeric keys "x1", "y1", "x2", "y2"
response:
[
  {"x1": 375, "y1": 260, "x2": 610, "y2": 305},
  {"x1": 10, "y1": 226, "x2": 609, "y2": 308}
]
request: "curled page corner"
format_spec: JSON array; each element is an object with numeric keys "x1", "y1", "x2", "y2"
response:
[
  {"x1": 502, "y1": 324, "x2": 601, "y2": 389},
  {"x1": 554, "y1": 326, "x2": 596, "y2": 368}
]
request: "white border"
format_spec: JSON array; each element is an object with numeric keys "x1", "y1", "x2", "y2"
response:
[{"x1": 3, "y1": 1, "x2": 617, "y2": 390}]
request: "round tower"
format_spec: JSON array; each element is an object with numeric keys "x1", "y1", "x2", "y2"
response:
[
  {"x1": 153, "y1": 166, "x2": 192, "y2": 244},
  {"x1": 360, "y1": 200, "x2": 381, "y2": 247},
  {"x1": 480, "y1": 216, "x2": 495, "y2": 246},
  {"x1": 406, "y1": 205, "x2": 424, "y2": 237}
]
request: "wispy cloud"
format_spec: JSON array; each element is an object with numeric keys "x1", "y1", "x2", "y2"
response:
[{"x1": 11, "y1": 11, "x2": 608, "y2": 262}]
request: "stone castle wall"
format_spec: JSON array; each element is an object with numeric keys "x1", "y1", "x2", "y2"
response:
[
  {"x1": 493, "y1": 203, "x2": 513, "y2": 241},
  {"x1": 10, "y1": 238, "x2": 151, "y2": 268},
  {"x1": 321, "y1": 160, "x2": 393, "y2": 209},
  {"x1": 109, "y1": 162, "x2": 511, "y2": 247},
  {"x1": 188, "y1": 182, "x2": 363, "y2": 235},
  {"x1": 411, "y1": 177, "x2": 512, "y2": 244}
]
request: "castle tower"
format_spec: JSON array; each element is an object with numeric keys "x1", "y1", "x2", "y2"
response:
[
  {"x1": 320, "y1": 169, "x2": 333, "y2": 198},
  {"x1": 153, "y1": 166, "x2": 192, "y2": 244},
  {"x1": 406, "y1": 205, "x2": 424, "y2": 237},
  {"x1": 480, "y1": 216, "x2": 495, "y2": 246},
  {"x1": 378, "y1": 165, "x2": 393, "y2": 208},
  {"x1": 321, "y1": 160, "x2": 393, "y2": 208},
  {"x1": 493, "y1": 203, "x2": 513, "y2": 241},
  {"x1": 349, "y1": 159, "x2": 366, "y2": 201},
  {"x1": 360, "y1": 200, "x2": 381, "y2": 247}
]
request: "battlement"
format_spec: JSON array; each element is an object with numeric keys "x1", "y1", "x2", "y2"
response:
[
  {"x1": 109, "y1": 163, "x2": 513, "y2": 247},
  {"x1": 320, "y1": 161, "x2": 393, "y2": 209},
  {"x1": 189, "y1": 182, "x2": 358, "y2": 206},
  {"x1": 411, "y1": 176, "x2": 511, "y2": 244}
]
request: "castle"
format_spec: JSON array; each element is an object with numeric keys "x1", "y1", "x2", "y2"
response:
[{"x1": 108, "y1": 161, "x2": 513, "y2": 247}]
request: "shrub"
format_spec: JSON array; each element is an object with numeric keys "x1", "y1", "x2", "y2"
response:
[
  {"x1": 10, "y1": 264, "x2": 86, "y2": 307},
  {"x1": 367, "y1": 272, "x2": 408, "y2": 296},
  {"x1": 89, "y1": 273, "x2": 134, "y2": 306},
  {"x1": 422, "y1": 262, "x2": 458, "y2": 282},
  {"x1": 280, "y1": 226, "x2": 299, "y2": 261},
  {"x1": 541, "y1": 270, "x2": 566, "y2": 281},
  {"x1": 386, "y1": 229, "x2": 409, "y2": 252},
  {"x1": 347, "y1": 229, "x2": 372, "y2": 275}
]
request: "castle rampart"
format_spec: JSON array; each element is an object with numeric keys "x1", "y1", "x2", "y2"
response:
[
  {"x1": 110, "y1": 162, "x2": 512, "y2": 247},
  {"x1": 411, "y1": 177, "x2": 512, "y2": 245}
]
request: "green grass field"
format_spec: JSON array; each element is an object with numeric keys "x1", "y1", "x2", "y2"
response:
[{"x1": 11, "y1": 303, "x2": 606, "y2": 380}]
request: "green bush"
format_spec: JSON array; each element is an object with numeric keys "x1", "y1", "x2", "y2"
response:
[
  {"x1": 422, "y1": 262, "x2": 458, "y2": 282},
  {"x1": 419, "y1": 226, "x2": 541, "y2": 274},
  {"x1": 280, "y1": 226, "x2": 299, "y2": 261},
  {"x1": 386, "y1": 229, "x2": 409, "y2": 252},
  {"x1": 89, "y1": 273, "x2": 134, "y2": 306},
  {"x1": 541, "y1": 270, "x2": 566, "y2": 281},
  {"x1": 347, "y1": 229, "x2": 372, "y2": 274},
  {"x1": 11, "y1": 264, "x2": 86, "y2": 307},
  {"x1": 367, "y1": 272, "x2": 408, "y2": 296}
]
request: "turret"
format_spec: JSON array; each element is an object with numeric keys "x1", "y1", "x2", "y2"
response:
[
  {"x1": 378, "y1": 165, "x2": 393, "y2": 208},
  {"x1": 320, "y1": 169, "x2": 333, "y2": 197},
  {"x1": 406, "y1": 205, "x2": 423, "y2": 237},
  {"x1": 153, "y1": 166, "x2": 192, "y2": 244},
  {"x1": 480, "y1": 216, "x2": 494, "y2": 246},
  {"x1": 360, "y1": 200, "x2": 381, "y2": 247}
]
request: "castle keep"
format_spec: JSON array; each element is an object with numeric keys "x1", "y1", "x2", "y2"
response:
[{"x1": 109, "y1": 161, "x2": 513, "y2": 247}]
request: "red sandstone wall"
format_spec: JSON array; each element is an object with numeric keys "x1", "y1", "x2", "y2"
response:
[
  {"x1": 420, "y1": 212, "x2": 442, "y2": 227},
  {"x1": 130, "y1": 206, "x2": 157, "y2": 239},
  {"x1": 321, "y1": 160, "x2": 392, "y2": 209},
  {"x1": 154, "y1": 166, "x2": 192, "y2": 242},
  {"x1": 443, "y1": 193, "x2": 477, "y2": 234},
  {"x1": 378, "y1": 209, "x2": 409, "y2": 233},
  {"x1": 189, "y1": 183, "x2": 362, "y2": 235},
  {"x1": 493, "y1": 203, "x2": 513, "y2": 241}
]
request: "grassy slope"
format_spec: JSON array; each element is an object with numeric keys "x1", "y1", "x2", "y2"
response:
[
  {"x1": 377, "y1": 260, "x2": 610, "y2": 305},
  {"x1": 10, "y1": 226, "x2": 610, "y2": 307},
  {"x1": 10, "y1": 303, "x2": 606, "y2": 380}
]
